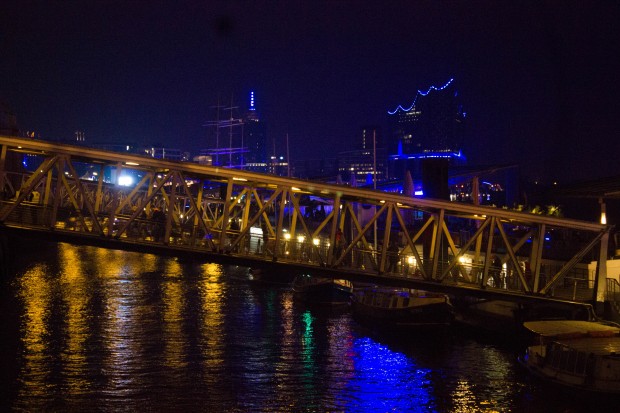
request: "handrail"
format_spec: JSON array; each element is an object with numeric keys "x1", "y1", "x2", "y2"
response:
[{"x1": 607, "y1": 278, "x2": 620, "y2": 301}]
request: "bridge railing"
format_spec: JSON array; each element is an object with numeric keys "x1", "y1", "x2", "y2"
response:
[
  {"x1": 0, "y1": 193, "x2": 606, "y2": 302},
  {"x1": 5, "y1": 199, "x2": 593, "y2": 289},
  {"x1": 0, "y1": 135, "x2": 613, "y2": 309},
  {"x1": 608, "y1": 278, "x2": 620, "y2": 301}
]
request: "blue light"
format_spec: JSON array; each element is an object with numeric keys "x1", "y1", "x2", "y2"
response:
[
  {"x1": 389, "y1": 150, "x2": 461, "y2": 160},
  {"x1": 249, "y1": 91, "x2": 255, "y2": 110},
  {"x1": 388, "y1": 79, "x2": 454, "y2": 115},
  {"x1": 340, "y1": 336, "x2": 433, "y2": 411}
]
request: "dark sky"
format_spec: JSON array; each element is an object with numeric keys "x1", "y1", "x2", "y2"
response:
[{"x1": 1, "y1": 1, "x2": 619, "y2": 183}]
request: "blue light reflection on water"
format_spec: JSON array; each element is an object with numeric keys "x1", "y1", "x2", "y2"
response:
[
  {"x1": 2, "y1": 240, "x2": 619, "y2": 412},
  {"x1": 345, "y1": 336, "x2": 433, "y2": 412}
]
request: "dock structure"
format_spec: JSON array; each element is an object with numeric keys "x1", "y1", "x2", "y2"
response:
[{"x1": 0, "y1": 135, "x2": 615, "y2": 319}]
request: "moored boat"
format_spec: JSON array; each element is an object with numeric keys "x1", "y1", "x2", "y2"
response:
[
  {"x1": 292, "y1": 274, "x2": 353, "y2": 306},
  {"x1": 519, "y1": 320, "x2": 620, "y2": 395},
  {"x1": 351, "y1": 287, "x2": 453, "y2": 330},
  {"x1": 248, "y1": 267, "x2": 297, "y2": 285}
]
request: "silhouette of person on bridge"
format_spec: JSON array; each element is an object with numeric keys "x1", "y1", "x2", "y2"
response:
[
  {"x1": 261, "y1": 218, "x2": 270, "y2": 254},
  {"x1": 151, "y1": 208, "x2": 166, "y2": 242},
  {"x1": 387, "y1": 241, "x2": 399, "y2": 273}
]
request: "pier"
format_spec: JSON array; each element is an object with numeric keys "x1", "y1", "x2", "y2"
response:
[{"x1": 1, "y1": 135, "x2": 616, "y2": 321}]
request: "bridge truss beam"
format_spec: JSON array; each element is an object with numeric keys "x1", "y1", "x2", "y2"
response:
[{"x1": 0, "y1": 135, "x2": 613, "y2": 313}]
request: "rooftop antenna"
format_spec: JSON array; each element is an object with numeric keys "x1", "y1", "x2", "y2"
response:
[
  {"x1": 204, "y1": 96, "x2": 225, "y2": 165},
  {"x1": 373, "y1": 129, "x2": 377, "y2": 252},
  {"x1": 225, "y1": 93, "x2": 237, "y2": 167},
  {"x1": 204, "y1": 94, "x2": 244, "y2": 168},
  {"x1": 286, "y1": 133, "x2": 290, "y2": 177}
]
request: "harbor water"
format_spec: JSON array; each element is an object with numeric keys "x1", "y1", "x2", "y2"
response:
[{"x1": 1, "y1": 240, "x2": 618, "y2": 412}]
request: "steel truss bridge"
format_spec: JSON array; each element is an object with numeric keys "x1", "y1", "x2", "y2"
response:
[{"x1": 0, "y1": 135, "x2": 614, "y2": 319}]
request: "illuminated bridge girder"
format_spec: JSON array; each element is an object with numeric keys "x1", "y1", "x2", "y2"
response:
[{"x1": 0, "y1": 135, "x2": 612, "y2": 312}]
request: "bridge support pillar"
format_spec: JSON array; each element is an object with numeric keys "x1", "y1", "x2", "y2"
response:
[{"x1": 593, "y1": 230, "x2": 609, "y2": 315}]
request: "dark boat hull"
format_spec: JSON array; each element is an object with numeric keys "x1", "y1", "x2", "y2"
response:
[
  {"x1": 293, "y1": 277, "x2": 353, "y2": 305},
  {"x1": 352, "y1": 289, "x2": 453, "y2": 330}
]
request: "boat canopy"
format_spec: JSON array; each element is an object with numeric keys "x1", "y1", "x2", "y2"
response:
[{"x1": 523, "y1": 320, "x2": 620, "y2": 339}]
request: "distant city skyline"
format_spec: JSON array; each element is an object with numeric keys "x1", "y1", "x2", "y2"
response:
[{"x1": 1, "y1": 1, "x2": 619, "y2": 184}]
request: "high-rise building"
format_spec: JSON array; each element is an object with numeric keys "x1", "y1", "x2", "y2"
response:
[
  {"x1": 387, "y1": 79, "x2": 466, "y2": 180},
  {"x1": 292, "y1": 157, "x2": 338, "y2": 181},
  {"x1": 337, "y1": 127, "x2": 386, "y2": 185},
  {"x1": 242, "y1": 91, "x2": 269, "y2": 173}
]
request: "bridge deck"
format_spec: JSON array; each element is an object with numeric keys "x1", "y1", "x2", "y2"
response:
[{"x1": 0, "y1": 135, "x2": 613, "y2": 319}]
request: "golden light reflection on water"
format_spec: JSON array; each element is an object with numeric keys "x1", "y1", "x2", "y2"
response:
[
  {"x1": 162, "y1": 259, "x2": 187, "y2": 369},
  {"x1": 273, "y1": 292, "x2": 298, "y2": 407},
  {"x1": 9, "y1": 242, "x2": 533, "y2": 412},
  {"x1": 450, "y1": 380, "x2": 480, "y2": 412},
  {"x1": 279, "y1": 292, "x2": 295, "y2": 346},
  {"x1": 93, "y1": 246, "x2": 159, "y2": 278},
  {"x1": 450, "y1": 344, "x2": 513, "y2": 412},
  {"x1": 277, "y1": 291, "x2": 295, "y2": 371},
  {"x1": 58, "y1": 243, "x2": 91, "y2": 393},
  {"x1": 81, "y1": 246, "x2": 161, "y2": 393},
  {"x1": 199, "y1": 263, "x2": 225, "y2": 371},
  {"x1": 17, "y1": 262, "x2": 53, "y2": 399}
]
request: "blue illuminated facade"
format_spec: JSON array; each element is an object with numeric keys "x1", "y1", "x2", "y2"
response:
[
  {"x1": 388, "y1": 79, "x2": 466, "y2": 180},
  {"x1": 243, "y1": 91, "x2": 269, "y2": 172}
]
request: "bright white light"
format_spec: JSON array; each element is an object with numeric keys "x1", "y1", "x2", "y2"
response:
[
  {"x1": 313, "y1": 238, "x2": 320, "y2": 246},
  {"x1": 284, "y1": 233, "x2": 291, "y2": 240},
  {"x1": 297, "y1": 235, "x2": 305, "y2": 243},
  {"x1": 118, "y1": 175, "x2": 134, "y2": 186}
]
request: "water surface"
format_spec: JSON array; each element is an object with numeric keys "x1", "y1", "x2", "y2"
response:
[{"x1": 1, "y1": 240, "x2": 617, "y2": 412}]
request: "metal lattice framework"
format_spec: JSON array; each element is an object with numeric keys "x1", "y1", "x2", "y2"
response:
[{"x1": 0, "y1": 135, "x2": 612, "y2": 309}]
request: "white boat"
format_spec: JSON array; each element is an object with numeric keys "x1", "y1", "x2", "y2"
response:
[{"x1": 519, "y1": 320, "x2": 620, "y2": 395}]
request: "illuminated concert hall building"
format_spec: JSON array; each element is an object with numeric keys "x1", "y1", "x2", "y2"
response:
[{"x1": 387, "y1": 78, "x2": 467, "y2": 199}]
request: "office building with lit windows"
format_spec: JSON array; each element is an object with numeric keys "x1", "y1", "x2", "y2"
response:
[
  {"x1": 242, "y1": 91, "x2": 269, "y2": 173},
  {"x1": 337, "y1": 126, "x2": 386, "y2": 185}
]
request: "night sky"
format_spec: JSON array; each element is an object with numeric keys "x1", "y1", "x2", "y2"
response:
[{"x1": 1, "y1": 1, "x2": 619, "y2": 183}]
